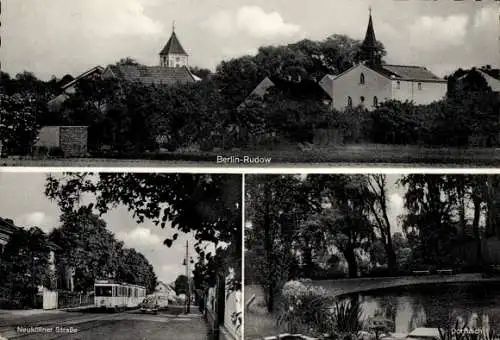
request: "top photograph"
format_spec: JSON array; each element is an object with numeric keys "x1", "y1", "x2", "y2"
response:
[{"x1": 0, "y1": 0, "x2": 499, "y2": 168}]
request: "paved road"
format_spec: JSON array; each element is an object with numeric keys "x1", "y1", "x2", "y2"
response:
[{"x1": 0, "y1": 309, "x2": 207, "y2": 340}]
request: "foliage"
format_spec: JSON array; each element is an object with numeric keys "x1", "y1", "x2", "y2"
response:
[
  {"x1": 174, "y1": 275, "x2": 189, "y2": 295},
  {"x1": 0, "y1": 227, "x2": 51, "y2": 308},
  {"x1": 278, "y1": 280, "x2": 334, "y2": 336},
  {"x1": 45, "y1": 173, "x2": 242, "y2": 292},
  {"x1": 0, "y1": 93, "x2": 44, "y2": 155},
  {"x1": 48, "y1": 207, "x2": 157, "y2": 293}
]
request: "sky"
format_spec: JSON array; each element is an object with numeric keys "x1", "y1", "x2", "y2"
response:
[
  {"x1": 0, "y1": 171, "x2": 210, "y2": 285},
  {"x1": 1, "y1": 0, "x2": 498, "y2": 80}
]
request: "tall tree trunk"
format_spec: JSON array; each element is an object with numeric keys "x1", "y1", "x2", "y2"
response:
[
  {"x1": 344, "y1": 247, "x2": 358, "y2": 278},
  {"x1": 472, "y1": 196, "x2": 483, "y2": 267},
  {"x1": 263, "y1": 182, "x2": 275, "y2": 313}
]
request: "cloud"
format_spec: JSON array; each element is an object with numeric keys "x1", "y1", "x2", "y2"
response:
[
  {"x1": 473, "y1": 6, "x2": 498, "y2": 32},
  {"x1": 117, "y1": 226, "x2": 162, "y2": 247},
  {"x1": 203, "y1": 6, "x2": 301, "y2": 40},
  {"x1": 79, "y1": 0, "x2": 164, "y2": 37},
  {"x1": 16, "y1": 212, "x2": 59, "y2": 233},
  {"x1": 236, "y1": 6, "x2": 301, "y2": 39},
  {"x1": 408, "y1": 15, "x2": 469, "y2": 50}
]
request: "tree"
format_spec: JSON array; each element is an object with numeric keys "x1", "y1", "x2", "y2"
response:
[
  {"x1": 0, "y1": 227, "x2": 51, "y2": 308},
  {"x1": 0, "y1": 93, "x2": 43, "y2": 155},
  {"x1": 245, "y1": 175, "x2": 311, "y2": 312},
  {"x1": 49, "y1": 207, "x2": 126, "y2": 292},
  {"x1": 366, "y1": 175, "x2": 397, "y2": 273},
  {"x1": 117, "y1": 248, "x2": 157, "y2": 294},
  {"x1": 45, "y1": 173, "x2": 242, "y2": 292},
  {"x1": 400, "y1": 175, "x2": 461, "y2": 268},
  {"x1": 174, "y1": 275, "x2": 189, "y2": 295}
]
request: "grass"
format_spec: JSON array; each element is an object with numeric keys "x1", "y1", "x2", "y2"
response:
[
  {"x1": 245, "y1": 285, "x2": 285, "y2": 340},
  {"x1": 3, "y1": 144, "x2": 500, "y2": 166}
]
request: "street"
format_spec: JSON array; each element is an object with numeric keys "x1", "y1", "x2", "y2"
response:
[{"x1": 0, "y1": 307, "x2": 208, "y2": 340}]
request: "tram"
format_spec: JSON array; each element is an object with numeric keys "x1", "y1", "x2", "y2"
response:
[{"x1": 94, "y1": 280, "x2": 146, "y2": 311}]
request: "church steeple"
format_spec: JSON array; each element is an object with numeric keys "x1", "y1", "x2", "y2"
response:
[
  {"x1": 159, "y1": 22, "x2": 189, "y2": 68},
  {"x1": 359, "y1": 7, "x2": 381, "y2": 66}
]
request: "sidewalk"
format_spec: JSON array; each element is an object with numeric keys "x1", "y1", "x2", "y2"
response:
[{"x1": 0, "y1": 305, "x2": 95, "y2": 317}]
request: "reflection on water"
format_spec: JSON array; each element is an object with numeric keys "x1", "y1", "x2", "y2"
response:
[{"x1": 347, "y1": 282, "x2": 500, "y2": 333}]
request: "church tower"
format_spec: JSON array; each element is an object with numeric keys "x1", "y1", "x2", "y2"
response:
[
  {"x1": 359, "y1": 8, "x2": 381, "y2": 66},
  {"x1": 159, "y1": 22, "x2": 189, "y2": 68}
]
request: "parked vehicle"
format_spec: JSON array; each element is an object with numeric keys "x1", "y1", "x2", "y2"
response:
[{"x1": 139, "y1": 297, "x2": 159, "y2": 314}]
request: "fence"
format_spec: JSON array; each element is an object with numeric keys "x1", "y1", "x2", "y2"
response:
[{"x1": 57, "y1": 291, "x2": 94, "y2": 309}]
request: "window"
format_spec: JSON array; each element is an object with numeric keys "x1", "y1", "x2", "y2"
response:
[
  {"x1": 418, "y1": 82, "x2": 422, "y2": 90},
  {"x1": 347, "y1": 96, "x2": 353, "y2": 107},
  {"x1": 373, "y1": 96, "x2": 378, "y2": 106},
  {"x1": 360, "y1": 73, "x2": 365, "y2": 85},
  {"x1": 176, "y1": 57, "x2": 180, "y2": 62},
  {"x1": 95, "y1": 286, "x2": 113, "y2": 297},
  {"x1": 360, "y1": 96, "x2": 365, "y2": 103},
  {"x1": 396, "y1": 80, "x2": 401, "y2": 89}
]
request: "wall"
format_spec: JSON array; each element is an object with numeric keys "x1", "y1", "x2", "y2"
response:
[
  {"x1": 332, "y1": 64, "x2": 392, "y2": 111},
  {"x1": 224, "y1": 288, "x2": 242, "y2": 340},
  {"x1": 161, "y1": 53, "x2": 188, "y2": 68},
  {"x1": 35, "y1": 126, "x2": 60, "y2": 148},
  {"x1": 391, "y1": 80, "x2": 447, "y2": 105},
  {"x1": 59, "y1": 126, "x2": 88, "y2": 157}
]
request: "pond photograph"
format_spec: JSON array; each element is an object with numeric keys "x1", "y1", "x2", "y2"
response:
[{"x1": 244, "y1": 174, "x2": 500, "y2": 340}]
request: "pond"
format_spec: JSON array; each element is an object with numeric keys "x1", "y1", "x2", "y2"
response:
[{"x1": 346, "y1": 282, "x2": 500, "y2": 333}]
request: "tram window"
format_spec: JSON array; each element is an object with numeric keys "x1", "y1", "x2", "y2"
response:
[{"x1": 95, "y1": 286, "x2": 113, "y2": 297}]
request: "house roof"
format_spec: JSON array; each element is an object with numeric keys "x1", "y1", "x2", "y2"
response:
[
  {"x1": 264, "y1": 76, "x2": 332, "y2": 100},
  {"x1": 108, "y1": 65, "x2": 196, "y2": 85},
  {"x1": 0, "y1": 217, "x2": 19, "y2": 235},
  {"x1": 369, "y1": 64, "x2": 445, "y2": 82},
  {"x1": 479, "y1": 69, "x2": 500, "y2": 81},
  {"x1": 362, "y1": 12, "x2": 377, "y2": 51},
  {"x1": 61, "y1": 66, "x2": 105, "y2": 91},
  {"x1": 160, "y1": 31, "x2": 188, "y2": 56}
]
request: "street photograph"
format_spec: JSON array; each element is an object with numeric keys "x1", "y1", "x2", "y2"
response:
[
  {"x1": 244, "y1": 174, "x2": 500, "y2": 340},
  {"x1": 0, "y1": 0, "x2": 499, "y2": 167},
  {"x1": 0, "y1": 172, "x2": 242, "y2": 340}
]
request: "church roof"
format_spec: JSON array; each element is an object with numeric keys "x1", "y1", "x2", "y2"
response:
[
  {"x1": 160, "y1": 31, "x2": 188, "y2": 56},
  {"x1": 369, "y1": 64, "x2": 446, "y2": 82},
  {"x1": 362, "y1": 12, "x2": 377, "y2": 50},
  {"x1": 107, "y1": 65, "x2": 196, "y2": 85}
]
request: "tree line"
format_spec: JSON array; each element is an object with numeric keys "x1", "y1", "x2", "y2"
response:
[
  {"x1": 0, "y1": 207, "x2": 157, "y2": 309},
  {"x1": 1, "y1": 34, "x2": 497, "y2": 155},
  {"x1": 245, "y1": 174, "x2": 500, "y2": 312},
  {"x1": 44, "y1": 173, "x2": 243, "y2": 298}
]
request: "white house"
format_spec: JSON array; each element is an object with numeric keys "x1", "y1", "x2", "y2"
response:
[
  {"x1": 331, "y1": 10, "x2": 447, "y2": 111},
  {"x1": 332, "y1": 63, "x2": 447, "y2": 111},
  {"x1": 153, "y1": 281, "x2": 177, "y2": 301}
]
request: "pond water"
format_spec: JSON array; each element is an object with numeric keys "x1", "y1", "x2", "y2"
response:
[{"x1": 347, "y1": 282, "x2": 500, "y2": 333}]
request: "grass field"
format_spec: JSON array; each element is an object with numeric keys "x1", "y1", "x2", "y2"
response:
[{"x1": 2, "y1": 144, "x2": 500, "y2": 167}]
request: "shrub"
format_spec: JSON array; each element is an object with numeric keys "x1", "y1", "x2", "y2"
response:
[
  {"x1": 278, "y1": 280, "x2": 334, "y2": 336},
  {"x1": 48, "y1": 146, "x2": 65, "y2": 158}
]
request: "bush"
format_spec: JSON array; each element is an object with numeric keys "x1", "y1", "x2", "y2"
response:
[
  {"x1": 278, "y1": 280, "x2": 334, "y2": 336},
  {"x1": 48, "y1": 146, "x2": 65, "y2": 158}
]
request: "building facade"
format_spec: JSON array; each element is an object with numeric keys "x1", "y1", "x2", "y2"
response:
[{"x1": 331, "y1": 10, "x2": 447, "y2": 111}]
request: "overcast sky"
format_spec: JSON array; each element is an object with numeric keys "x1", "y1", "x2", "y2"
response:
[
  {"x1": 0, "y1": 172, "x2": 212, "y2": 285},
  {"x1": 2, "y1": 0, "x2": 498, "y2": 80}
]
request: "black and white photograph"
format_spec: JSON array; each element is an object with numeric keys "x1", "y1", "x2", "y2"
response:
[
  {"x1": 245, "y1": 174, "x2": 500, "y2": 339},
  {"x1": 0, "y1": 172, "x2": 242, "y2": 340},
  {"x1": 0, "y1": 0, "x2": 499, "y2": 167}
]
